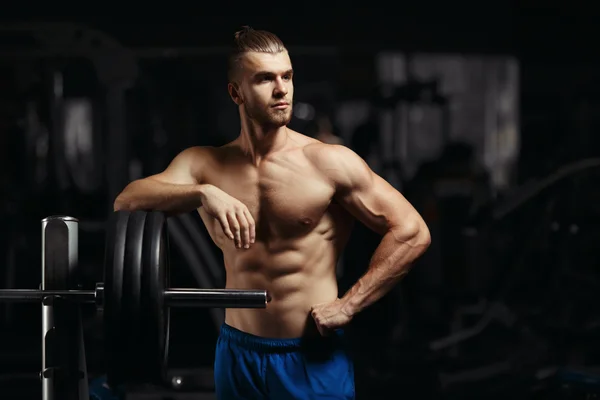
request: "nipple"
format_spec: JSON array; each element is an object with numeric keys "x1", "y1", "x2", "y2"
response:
[{"x1": 299, "y1": 217, "x2": 313, "y2": 226}]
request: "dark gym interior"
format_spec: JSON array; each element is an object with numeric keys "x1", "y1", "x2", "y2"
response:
[{"x1": 1, "y1": 8, "x2": 600, "y2": 399}]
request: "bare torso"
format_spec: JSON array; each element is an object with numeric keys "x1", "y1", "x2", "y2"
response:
[{"x1": 197, "y1": 131, "x2": 354, "y2": 338}]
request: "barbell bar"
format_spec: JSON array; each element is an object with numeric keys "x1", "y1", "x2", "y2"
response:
[{"x1": 0, "y1": 284, "x2": 270, "y2": 308}]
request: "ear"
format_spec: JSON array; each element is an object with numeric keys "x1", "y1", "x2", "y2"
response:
[{"x1": 228, "y1": 82, "x2": 244, "y2": 106}]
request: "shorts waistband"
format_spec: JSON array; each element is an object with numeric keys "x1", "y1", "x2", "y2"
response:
[{"x1": 219, "y1": 323, "x2": 343, "y2": 353}]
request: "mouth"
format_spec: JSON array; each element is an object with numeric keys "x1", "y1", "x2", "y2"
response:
[{"x1": 272, "y1": 102, "x2": 290, "y2": 110}]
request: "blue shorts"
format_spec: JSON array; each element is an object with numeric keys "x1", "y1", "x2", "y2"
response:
[{"x1": 214, "y1": 323, "x2": 355, "y2": 399}]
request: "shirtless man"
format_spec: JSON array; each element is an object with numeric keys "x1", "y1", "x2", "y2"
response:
[{"x1": 113, "y1": 27, "x2": 430, "y2": 400}]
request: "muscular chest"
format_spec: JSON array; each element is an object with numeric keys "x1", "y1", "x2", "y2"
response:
[{"x1": 208, "y1": 157, "x2": 334, "y2": 238}]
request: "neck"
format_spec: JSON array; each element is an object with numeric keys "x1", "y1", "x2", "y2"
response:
[{"x1": 238, "y1": 118, "x2": 288, "y2": 165}]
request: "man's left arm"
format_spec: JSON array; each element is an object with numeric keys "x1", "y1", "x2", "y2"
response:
[{"x1": 314, "y1": 144, "x2": 431, "y2": 318}]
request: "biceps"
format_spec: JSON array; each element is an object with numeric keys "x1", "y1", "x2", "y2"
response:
[
  {"x1": 338, "y1": 175, "x2": 417, "y2": 235},
  {"x1": 150, "y1": 168, "x2": 196, "y2": 185}
]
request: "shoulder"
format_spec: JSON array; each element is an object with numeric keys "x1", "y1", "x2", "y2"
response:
[
  {"x1": 175, "y1": 145, "x2": 213, "y2": 158},
  {"x1": 171, "y1": 146, "x2": 216, "y2": 167},
  {"x1": 169, "y1": 145, "x2": 222, "y2": 180},
  {"x1": 303, "y1": 141, "x2": 358, "y2": 158},
  {"x1": 303, "y1": 141, "x2": 370, "y2": 167},
  {"x1": 175, "y1": 144, "x2": 235, "y2": 164},
  {"x1": 302, "y1": 143, "x2": 373, "y2": 190}
]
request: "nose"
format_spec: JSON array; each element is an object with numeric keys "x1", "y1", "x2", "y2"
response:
[{"x1": 273, "y1": 77, "x2": 288, "y2": 97}]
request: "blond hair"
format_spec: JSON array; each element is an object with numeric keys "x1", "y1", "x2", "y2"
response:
[{"x1": 228, "y1": 26, "x2": 287, "y2": 81}]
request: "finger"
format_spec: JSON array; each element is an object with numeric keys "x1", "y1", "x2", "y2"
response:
[
  {"x1": 236, "y1": 209, "x2": 250, "y2": 248},
  {"x1": 231, "y1": 214, "x2": 242, "y2": 248},
  {"x1": 315, "y1": 321, "x2": 331, "y2": 337},
  {"x1": 217, "y1": 213, "x2": 234, "y2": 240},
  {"x1": 227, "y1": 211, "x2": 241, "y2": 247},
  {"x1": 243, "y1": 209, "x2": 256, "y2": 244},
  {"x1": 312, "y1": 314, "x2": 321, "y2": 329}
]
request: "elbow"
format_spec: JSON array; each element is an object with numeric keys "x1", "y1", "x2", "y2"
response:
[
  {"x1": 113, "y1": 184, "x2": 139, "y2": 212},
  {"x1": 392, "y1": 217, "x2": 431, "y2": 251},
  {"x1": 416, "y1": 220, "x2": 432, "y2": 249},
  {"x1": 113, "y1": 195, "x2": 132, "y2": 212}
]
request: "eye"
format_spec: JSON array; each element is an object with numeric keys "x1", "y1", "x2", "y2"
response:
[{"x1": 254, "y1": 74, "x2": 268, "y2": 83}]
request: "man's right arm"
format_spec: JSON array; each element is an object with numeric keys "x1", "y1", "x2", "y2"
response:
[{"x1": 113, "y1": 146, "x2": 209, "y2": 214}]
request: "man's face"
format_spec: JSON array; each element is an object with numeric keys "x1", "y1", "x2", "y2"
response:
[{"x1": 232, "y1": 51, "x2": 294, "y2": 128}]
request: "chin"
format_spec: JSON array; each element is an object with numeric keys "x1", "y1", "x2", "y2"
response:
[
  {"x1": 267, "y1": 115, "x2": 292, "y2": 127},
  {"x1": 276, "y1": 118, "x2": 291, "y2": 127},
  {"x1": 276, "y1": 111, "x2": 293, "y2": 124}
]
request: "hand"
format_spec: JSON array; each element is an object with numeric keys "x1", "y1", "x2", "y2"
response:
[
  {"x1": 199, "y1": 184, "x2": 256, "y2": 248},
  {"x1": 310, "y1": 298, "x2": 353, "y2": 336}
]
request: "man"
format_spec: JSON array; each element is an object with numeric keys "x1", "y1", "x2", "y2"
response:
[{"x1": 113, "y1": 26, "x2": 430, "y2": 399}]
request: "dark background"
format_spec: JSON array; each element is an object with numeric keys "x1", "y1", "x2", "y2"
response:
[{"x1": 1, "y1": 6, "x2": 600, "y2": 399}]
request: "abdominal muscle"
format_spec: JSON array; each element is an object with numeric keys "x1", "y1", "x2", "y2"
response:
[{"x1": 219, "y1": 234, "x2": 340, "y2": 339}]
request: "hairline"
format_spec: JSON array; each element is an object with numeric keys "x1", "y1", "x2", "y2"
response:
[{"x1": 229, "y1": 49, "x2": 290, "y2": 83}]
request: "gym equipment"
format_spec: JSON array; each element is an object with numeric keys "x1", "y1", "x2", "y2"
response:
[
  {"x1": 0, "y1": 284, "x2": 265, "y2": 306},
  {"x1": 373, "y1": 77, "x2": 451, "y2": 188},
  {"x1": 491, "y1": 157, "x2": 600, "y2": 221},
  {"x1": 425, "y1": 158, "x2": 600, "y2": 396},
  {"x1": 167, "y1": 213, "x2": 226, "y2": 332},
  {"x1": 0, "y1": 22, "x2": 138, "y2": 215},
  {"x1": 431, "y1": 158, "x2": 600, "y2": 354},
  {"x1": 0, "y1": 210, "x2": 270, "y2": 400}
]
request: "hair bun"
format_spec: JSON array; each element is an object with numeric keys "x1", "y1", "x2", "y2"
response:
[{"x1": 234, "y1": 26, "x2": 254, "y2": 41}]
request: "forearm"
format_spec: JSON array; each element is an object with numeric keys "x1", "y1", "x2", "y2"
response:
[
  {"x1": 114, "y1": 178, "x2": 208, "y2": 214},
  {"x1": 341, "y1": 227, "x2": 430, "y2": 316}
]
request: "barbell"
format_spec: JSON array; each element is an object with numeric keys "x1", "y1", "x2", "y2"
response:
[{"x1": 0, "y1": 210, "x2": 270, "y2": 387}]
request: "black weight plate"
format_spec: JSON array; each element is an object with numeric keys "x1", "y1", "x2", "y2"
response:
[
  {"x1": 122, "y1": 211, "x2": 147, "y2": 382},
  {"x1": 104, "y1": 210, "x2": 130, "y2": 388},
  {"x1": 141, "y1": 211, "x2": 170, "y2": 384}
]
